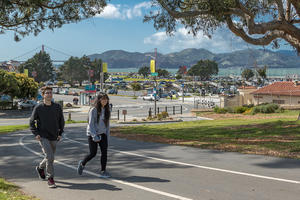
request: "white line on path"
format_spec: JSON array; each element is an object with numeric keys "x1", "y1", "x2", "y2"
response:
[
  {"x1": 19, "y1": 135, "x2": 193, "y2": 200},
  {"x1": 64, "y1": 133, "x2": 300, "y2": 185}
]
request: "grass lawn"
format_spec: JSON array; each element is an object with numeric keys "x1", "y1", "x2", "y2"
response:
[
  {"x1": 0, "y1": 120, "x2": 87, "y2": 134},
  {"x1": 0, "y1": 178, "x2": 39, "y2": 200},
  {"x1": 112, "y1": 110, "x2": 300, "y2": 159},
  {"x1": 0, "y1": 125, "x2": 29, "y2": 134}
]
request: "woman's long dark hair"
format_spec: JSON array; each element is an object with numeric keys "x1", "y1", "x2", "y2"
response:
[{"x1": 94, "y1": 93, "x2": 110, "y2": 126}]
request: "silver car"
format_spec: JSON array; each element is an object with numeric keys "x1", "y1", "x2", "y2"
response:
[
  {"x1": 18, "y1": 100, "x2": 37, "y2": 109},
  {"x1": 142, "y1": 94, "x2": 160, "y2": 101}
]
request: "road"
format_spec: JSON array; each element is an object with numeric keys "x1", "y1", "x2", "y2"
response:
[
  {"x1": 0, "y1": 95, "x2": 194, "y2": 125},
  {"x1": 0, "y1": 124, "x2": 299, "y2": 200}
]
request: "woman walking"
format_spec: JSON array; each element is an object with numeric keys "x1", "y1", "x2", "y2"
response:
[{"x1": 77, "y1": 93, "x2": 111, "y2": 178}]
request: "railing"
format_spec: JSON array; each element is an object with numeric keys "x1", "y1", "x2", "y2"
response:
[
  {"x1": 194, "y1": 97, "x2": 221, "y2": 109},
  {"x1": 110, "y1": 109, "x2": 120, "y2": 120},
  {"x1": 148, "y1": 105, "x2": 182, "y2": 117}
]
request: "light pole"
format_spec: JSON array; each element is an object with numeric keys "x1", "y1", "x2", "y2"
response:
[{"x1": 146, "y1": 49, "x2": 158, "y2": 116}]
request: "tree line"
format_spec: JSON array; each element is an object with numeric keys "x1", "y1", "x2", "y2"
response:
[{"x1": 17, "y1": 51, "x2": 108, "y2": 86}]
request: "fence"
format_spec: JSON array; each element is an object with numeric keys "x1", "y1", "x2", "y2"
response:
[
  {"x1": 110, "y1": 105, "x2": 183, "y2": 120},
  {"x1": 148, "y1": 105, "x2": 182, "y2": 117},
  {"x1": 0, "y1": 101, "x2": 14, "y2": 110}
]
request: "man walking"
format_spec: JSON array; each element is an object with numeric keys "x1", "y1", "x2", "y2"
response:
[{"x1": 30, "y1": 86, "x2": 65, "y2": 188}]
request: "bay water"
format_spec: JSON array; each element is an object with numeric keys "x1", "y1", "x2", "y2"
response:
[{"x1": 108, "y1": 67, "x2": 300, "y2": 78}]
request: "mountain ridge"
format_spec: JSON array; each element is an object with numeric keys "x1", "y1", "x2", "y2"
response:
[{"x1": 88, "y1": 48, "x2": 300, "y2": 69}]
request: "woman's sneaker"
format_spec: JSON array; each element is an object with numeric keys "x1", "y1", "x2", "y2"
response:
[
  {"x1": 99, "y1": 170, "x2": 111, "y2": 178},
  {"x1": 77, "y1": 160, "x2": 84, "y2": 175},
  {"x1": 47, "y1": 178, "x2": 56, "y2": 188},
  {"x1": 35, "y1": 166, "x2": 45, "y2": 180}
]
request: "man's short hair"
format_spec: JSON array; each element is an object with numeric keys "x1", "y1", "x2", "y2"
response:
[{"x1": 41, "y1": 86, "x2": 53, "y2": 95}]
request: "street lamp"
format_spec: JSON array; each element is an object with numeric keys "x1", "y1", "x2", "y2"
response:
[{"x1": 145, "y1": 53, "x2": 158, "y2": 116}]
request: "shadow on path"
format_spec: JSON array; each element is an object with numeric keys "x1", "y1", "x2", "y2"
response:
[{"x1": 55, "y1": 180, "x2": 122, "y2": 191}]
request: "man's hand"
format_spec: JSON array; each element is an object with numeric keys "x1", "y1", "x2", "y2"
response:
[
  {"x1": 57, "y1": 135, "x2": 62, "y2": 141},
  {"x1": 35, "y1": 135, "x2": 41, "y2": 141}
]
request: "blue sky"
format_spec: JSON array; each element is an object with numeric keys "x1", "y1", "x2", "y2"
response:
[{"x1": 0, "y1": 0, "x2": 293, "y2": 61}]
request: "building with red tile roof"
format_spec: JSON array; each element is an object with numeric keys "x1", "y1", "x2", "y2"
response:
[{"x1": 251, "y1": 81, "x2": 300, "y2": 106}]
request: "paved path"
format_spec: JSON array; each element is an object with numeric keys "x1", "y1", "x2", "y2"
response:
[{"x1": 0, "y1": 124, "x2": 300, "y2": 200}]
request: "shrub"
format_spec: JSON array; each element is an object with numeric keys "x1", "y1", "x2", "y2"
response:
[
  {"x1": 214, "y1": 106, "x2": 227, "y2": 114},
  {"x1": 234, "y1": 106, "x2": 248, "y2": 113},
  {"x1": 251, "y1": 103, "x2": 280, "y2": 114},
  {"x1": 156, "y1": 113, "x2": 163, "y2": 120},
  {"x1": 161, "y1": 111, "x2": 169, "y2": 118},
  {"x1": 226, "y1": 107, "x2": 234, "y2": 113}
]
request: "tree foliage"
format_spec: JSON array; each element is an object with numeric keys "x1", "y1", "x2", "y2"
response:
[
  {"x1": 59, "y1": 56, "x2": 88, "y2": 86},
  {"x1": 256, "y1": 65, "x2": 267, "y2": 80},
  {"x1": 157, "y1": 68, "x2": 170, "y2": 77},
  {"x1": 90, "y1": 58, "x2": 103, "y2": 83},
  {"x1": 145, "y1": 0, "x2": 300, "y2": 53},
  {"x1": 0, "y1": 69, "x2": 38, "y2": 99},
  {"x1": 0, "y1": 69, "x2": 19, "y2": 97},
  {"x1": 14, "y1": 73, "x2": 39, "y2": 99},
  {"x1": 187, "y1": 59, "x2": 218, "y2": 80},
  {"x1": 241, "y1": 68, "x2": 254, "y2": 81},
  {"x1": 18, "y1": 51, "x2": 54, "y2": 82},
  {"x1": 138, "y1": 66, "x2": 150, "y2": 78},
  {"x1": 177, "y1": 65, "x2": 187, "y2": 75},
  {"x1": 131, "y1": 82, "x2": 142, "y2": 96},
  {"x1": 0, "y1": 0, "x2": 107, "y2": 41}
]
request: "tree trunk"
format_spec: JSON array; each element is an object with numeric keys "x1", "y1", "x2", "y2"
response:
[{"x1": 298, "y1": 112, "x2": 300, "y2": 121}]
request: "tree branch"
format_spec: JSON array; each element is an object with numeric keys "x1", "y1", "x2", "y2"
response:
[
  {"x1": 286, "y1": 0, "x2": 292, "y2": 21},
  {"x1": 226, "y1": 17, "x2": 280, "y2": 46},
  {"x1": 275, "y1": 0, "x2": 285, "y2": 20},
  {"x1": 290, "y1": 0, "x2": 300, "y2": 16},
  {"x1": 156, "y1": 0, "x2": 210, "y2": 18}
]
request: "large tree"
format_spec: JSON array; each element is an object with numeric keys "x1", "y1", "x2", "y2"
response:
[
  {"x1": 0, "y1": 69, "x2": 19, "y2": 97},
  {"x1": 145, "y1": 0, "x2": 300, "y2": 53},
  {"x1": 241, "y1": 68, "x2": 254, "y2": 81},
  {"x1": 187, "y1": 59, "x2": 218, "y2": 80},
  {"x1": 138, "y1": 66, "x2": 150, "y2": 78},
  {"x1": 59, "y1": 56, "x2": 88, "y2": 86},
  {"x1": 18, "y1": 51, "x2": 54, "y2": 82},
  {"x1": 0, "y1": 0, "x2": 107, "y2": 41},
  {"x1": 89, "y1": 57, "x2": 102, "y2": 83},
  {"x1": 157, "y1": 68, "x2": 170, "y2": 77},
  {"x1": 14, "y1": 73, "x2": 39, "y2": 99}
]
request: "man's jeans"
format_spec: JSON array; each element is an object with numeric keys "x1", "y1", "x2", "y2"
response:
[{"x1": 39, "y1": 138, "x2": 57, "y2": 179}]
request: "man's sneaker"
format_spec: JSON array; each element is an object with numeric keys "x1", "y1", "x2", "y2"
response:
[
  {"x1": 99, "y1": 170, "x2": 111, "y2": 178},
  {"x1": 77, "y1": 160, "x2": 84, "y2": 175},
  {"x1": 48, "y1": 178, "x2": 56, "y2": 188},
  {"x1": 35, "y1": 166, "x2": 45, "y2": 180}
]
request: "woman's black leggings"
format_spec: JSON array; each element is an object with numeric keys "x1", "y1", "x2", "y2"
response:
[{"x1": 82, "y1": 134, "x2": 108, "y2": 171}]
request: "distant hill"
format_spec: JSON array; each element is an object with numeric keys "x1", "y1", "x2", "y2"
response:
[{"x1": 88, "y1": 48, "x2": 300, "y2": 69}]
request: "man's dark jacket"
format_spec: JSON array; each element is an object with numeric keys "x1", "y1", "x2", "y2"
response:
[{"x1": 30, "y1": 102, "x2": 65, "y2": 141}]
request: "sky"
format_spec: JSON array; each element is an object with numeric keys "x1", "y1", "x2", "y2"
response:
[{"x1": 0, "y1": 0, "x2": 293, "y2": 61}]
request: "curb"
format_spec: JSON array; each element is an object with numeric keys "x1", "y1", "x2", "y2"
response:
[{"x1": 117, "y1": 119, "x2": 183, "y2": 124}]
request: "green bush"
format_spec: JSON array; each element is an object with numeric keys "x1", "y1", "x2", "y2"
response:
[
  {"x1": 251, "y1": 103, "x2": 280, "y2": 114},
  {"x1": 161, "y1": 111, "x2": 169, "y2": 118},
  {"x1": 234, "y1": 106, "x2": 248, "y2": 113},
  {"x1": 214, "y1": 106, "x2": 228, "y2": 114},
  {"x1": 157, "y1": 113, "x2": 163, "y2": 120},
  {"x1": 226, "y1": 107, "x2": 234, "y2": 113}
]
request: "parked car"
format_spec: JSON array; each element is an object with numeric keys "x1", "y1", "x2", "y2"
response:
[
  {"x1": 18, "y1": 100, "x2": 37, "y2": 109},
  {"x1": 143, "y1": 94, "x2": 160, "y2": 101},
  {"x1": 0, "y1": 95, "x2": 11, "y2": 102},
  {"x1": 107, "y1": 88, "x2": 118, "y2": 94}
]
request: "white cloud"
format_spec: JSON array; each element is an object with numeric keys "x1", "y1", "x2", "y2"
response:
[
  {"x1": 144, "y1": 27, "x2": 250, "y2": 53},
  {"x1": 96, "y1": 4, "x2": 122, "y2": 19},
  {"x1": 96, "y1": 2, "x2": 152, "y2": 20}
]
